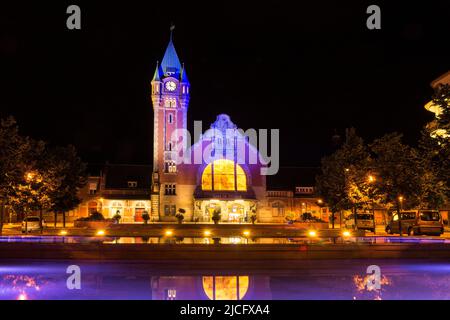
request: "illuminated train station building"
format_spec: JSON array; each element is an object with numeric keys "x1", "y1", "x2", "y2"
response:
[{"x1": 63, "y1": 35, "x2": 328, "y2": 224}]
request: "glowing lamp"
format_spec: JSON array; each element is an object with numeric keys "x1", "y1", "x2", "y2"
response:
[
  {"x1": 243, "y1": 230, "x2": 250, "y2": 237},
  {"x1": 165, "y1": 230, "x2": 173, "y2": 236},
  {"x1": 342, "y1": 230, "x2": 351, "y2": 237},
  {"x1": 204, "y1": 230, "x2": 211, "y2": 237},
  {"x1": 60, "y1": 230, "x2": 68, "y2": 236},
  {"x1": 307, "y1": 230, "x2": 317, "y2": 237},
  {"x1": 96, "y1": 229, "x2": 105, "y2": 236}
]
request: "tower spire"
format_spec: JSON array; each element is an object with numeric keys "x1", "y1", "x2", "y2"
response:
[
  {"x1": 152, "y1": 60, "x2": 161, "y2": 81},
  {"x1": 169, "y1": 23, "x2": 175, "y2": 42}
]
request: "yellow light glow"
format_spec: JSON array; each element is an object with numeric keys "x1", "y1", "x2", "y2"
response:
[
  {"x1": 242, "y1": 230, "x2": 250, "y2": 237},
  {"x1": 204, "y1": 230, "x2": 212, "y2": 237},
  {"x1": 60, "y1": 230, "x2": 68, "y2": 236},
  {"x1": 96, "y1": 229, "x2": 105, "y2": 236},
  {"x1": 201, "y1": 159, "x2": 247, "y2": 191},
  {"x1": 317, "y1": 199, "x2": 323, "y2": 204},
  {"x1": 307, "y1": 230, "x2": 317, "y2": 237},
  {"x1": 398, "y1": 196, "x2": 404, "y2": 202},
  {"x1": 342, "y1": 230, "x2": 351, "y2": 237},
  {"x1": 368, "y1": 175, "x2": 375, "y2": 183},
  {"x1": 165, "y1": 230, "x2": 173, "y2": 236},
  {"x1": 17, "y1": 293, "x2": 27, "y2": 300}
]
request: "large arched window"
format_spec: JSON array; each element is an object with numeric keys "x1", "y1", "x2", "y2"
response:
[{"x1": 201, "y1": 159, "x2": 246, "y2": 191}]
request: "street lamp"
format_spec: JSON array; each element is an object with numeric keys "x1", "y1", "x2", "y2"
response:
[
  {"x1": 367, "y1": 174, "x2": 376, "y2": 234},
  {"x1": 398, "y1": 196, "x2": 404, "y2": 236},
  {"x1": 24, "y1": 171, "x2": 38, "y2": 233}
]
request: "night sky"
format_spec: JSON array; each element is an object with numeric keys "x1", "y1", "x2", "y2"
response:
[{"x1": 0, "y1": 1, "x2": 449, "y2": 167}]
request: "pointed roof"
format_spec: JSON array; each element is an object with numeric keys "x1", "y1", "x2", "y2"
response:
[
  {"x1": 180, "y1": 63, "x2": 189, "y2": 84},
  {"x1": 152, "y1": 61, "x2": 163, "y2": 81},
  {"x1": 160, "y1": 37, "x2": 182, "y2": 77}
]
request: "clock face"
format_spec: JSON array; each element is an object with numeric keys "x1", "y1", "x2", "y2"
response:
[{"x1": 165, "y1": 81, "x2": 177, "y2": 91}]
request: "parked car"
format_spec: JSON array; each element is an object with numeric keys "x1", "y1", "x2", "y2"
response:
[
  {"x1": 21, "y1": 216, "x2": 45, "y2": 233},
  {"x1": 344, "y1": 213, "x2": 375, "y2": 232},
  {"x1": 385, "y1": 210, "x2": 444, "y2": 236}
]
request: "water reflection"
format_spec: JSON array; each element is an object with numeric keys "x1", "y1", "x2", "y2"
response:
[
  {"x1": 1, "y1": 235, "x2": 449, "y2": 245},
  {"x1": 1, "y1": 260, "x2": 450, "y2": 300}
]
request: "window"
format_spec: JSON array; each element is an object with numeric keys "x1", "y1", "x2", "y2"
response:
[
  {"x1": 168, "y1": 113, "x2": 173, "y2": 124},
  {"x1": 89, "y1": 183, "x2": 97, "y2": 195},
  {"x1": 164, "y1": 204, "x2": 176, "y2": 216},
  {"x1": 128, "y1": 181, "x2": 138, "y2": 188},
  {"x1": 420, "y1": 211, "x2": 440, "y2": 221},
  {"x1": 164, "y1": 98, "x2": 176, "y2": 108},
  {"x1": 201, "y1": 159, "x2": 246, "y2": 192},
  {"x1": 271, "y1": 202, "x2": 285, "y2": 217},
  {"x1": 295, "y1": 187, "x2": 314, "y2": 194},
  {"x1": 111, "y1": 201, "x2": 123, "y2": 217},
  {"x1": 165, "y1": 161, "x2": 177, "y2": 173},
  {"x1": 164, "y1": 184, "x2": 176, "y2": 195}
]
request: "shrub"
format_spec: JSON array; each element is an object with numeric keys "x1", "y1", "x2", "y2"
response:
[
  {"x1": 142, "y1": 211, "x2": 150, "y2": 224},
  {"x1": 212, "y1": 208, "x2": 221, "y2": 224},
  {"x1": 76, "y1": 211, "x2": 105, "y2": 222}
]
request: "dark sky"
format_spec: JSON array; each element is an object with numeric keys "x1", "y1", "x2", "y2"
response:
[{"x1": 0, "y1": 1, "x2": 449, "y2": 167}]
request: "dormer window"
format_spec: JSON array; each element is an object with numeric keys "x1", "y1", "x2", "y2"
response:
[{"x1": 128, "y1": 181, "x2": 138, "y2": 188}]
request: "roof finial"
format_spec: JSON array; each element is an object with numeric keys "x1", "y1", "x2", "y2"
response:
[{"x1": 169, "y1": 23, "x2": 175, "y2": 41}]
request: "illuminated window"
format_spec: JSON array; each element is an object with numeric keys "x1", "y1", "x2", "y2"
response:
[
  {"x1": 201, "y1": 159, "x2": 246, "y2": 191},
  {"x1": 165, "y1": 98, "x2": 176, "y2": 108},
  {"x1": 164, "y1": 184, "x2": 176, "y2": 195},
  {"x1": 110, "y1": 201, "x2": 123, "y2": 217},
  {"x1": 128, "y1": 181, "x2": 137, "y2": 188},
  {"x1": 202, "y1": 276, "x2": 249, "y2": 300},
  {"x1": 165, "y1": 161, "x2": 177, "y2": 173},
  {"x1": 89, "y1": 183, "x2": 97, "y2": 195}
]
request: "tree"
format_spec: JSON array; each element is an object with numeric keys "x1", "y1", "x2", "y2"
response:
[
  {"x1": 433, "y1": 84, "x2": 450, "y2": 141},
  {"x1": 0, "y1": 117, "x2": 26, "y2": 233},
  {"x1": 370, "y1": 133, "x2": 423, "y2": 235},
  {"x1": 316, "y1": 128, "x2": 373, "y2": 228},
  {"x1": 418, "y1": 127, "x2": 449, "y2": 209},
  {"x1": 0, "y1": 117, "x2": 44, "y2": 234},
  {"x1": 46, "y1": 145, "x2": 87, "y2": 228}
]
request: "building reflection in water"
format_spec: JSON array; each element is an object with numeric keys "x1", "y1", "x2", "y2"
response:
[
  {"x1": 151, "y1": 275, "x2": 272, "y2": 300},
  {"x1": 1, "y1": 261, "x2": 450, "y2": 300}
]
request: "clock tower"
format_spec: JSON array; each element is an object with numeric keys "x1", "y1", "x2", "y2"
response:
[{"x1": 150, "y1": 32, "x2": 190, "y2": 219}]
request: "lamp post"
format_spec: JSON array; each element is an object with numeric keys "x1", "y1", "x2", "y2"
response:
[
  {"x1": 344, "y1": 168, "x2": 357, "y2": 230},
  {"x1": 398, "y1": 196, "x2": 404, "y2": 236}
]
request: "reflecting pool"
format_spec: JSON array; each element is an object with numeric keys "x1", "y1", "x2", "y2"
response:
[{"x1": 1, "y1": 259, "x2": 450, "y2": 300}]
